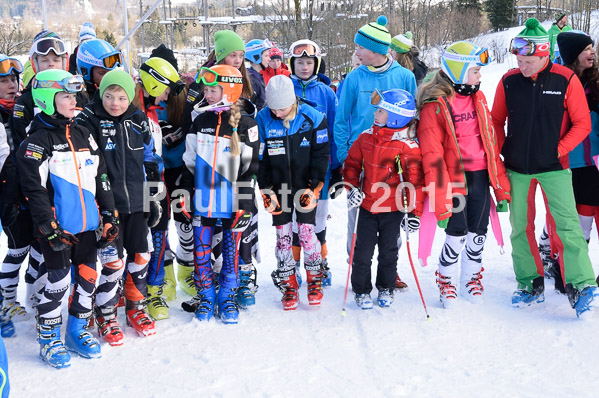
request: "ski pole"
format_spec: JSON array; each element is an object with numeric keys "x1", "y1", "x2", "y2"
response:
[
  {"x1": 397, "y1": 158, "x2": 430, "y2": 320},
  {"x1": 341, "y1": 179, "x2": 363, "y2": 316}
]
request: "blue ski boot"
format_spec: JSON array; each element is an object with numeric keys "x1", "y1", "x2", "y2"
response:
[
  {"x1": 194, "y1": 286, "x2": 216, "y2": 322},
  {"x1": 568, "y1": 285, "x2": 599, "y2": 319},
  {"x1": 512, "y1": 277, "x2": 545, "y2": 308},
  {"x1": 377, "y1": 289, "x2": 394, "y2": 307},
  {"x1": 322, "y1": 259, "x2": 332, "y2": 287},
  {"x1": 65, "y1": 314, "x2": 101, "y2": 359},
  {"x1": 218, "y1": 275, "x2": 239, "y2": 324},
  {"x1": 38, "y1": 317, "x2": 71, "y2": 369},
  {"x1": 0, "y1": 310, "x2": 14, "y2": 338},
  {"x1": 236, "y1": 265, "x2": 258, "y2": 309}
]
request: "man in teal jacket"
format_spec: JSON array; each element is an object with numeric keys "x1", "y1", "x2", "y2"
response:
[{"x1": 548, "y1": 11, "x2": 572, "y2": 63}]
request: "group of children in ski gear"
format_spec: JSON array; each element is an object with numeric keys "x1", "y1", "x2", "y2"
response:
[{"x1": 0, "y1": 15, "x2": 598, "y2": 373}]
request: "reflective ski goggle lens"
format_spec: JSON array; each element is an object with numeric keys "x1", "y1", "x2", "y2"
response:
[
  {"x1": 0, "y1": 58, "x2": 23, "y2": 75},
  {"x1": 508, "y1": 37, "x2": 550, "y2": 56},
  {"x1": 198, "y1": 67, "x2": 219, "y2": 86},
  {"x1": 102, "y1": 53, "x2": 122, "y2": 69},
  {"x1": 33, "y1": 38, "x2": 67, "y2": 56},
  {"x1": 370, "y1": 89, "x2": 384, "y2": 106},
  {"x1": 171, "y1": 81, "x2": 185, "y2": 96},
  {"x1": 291, "y1": 44, "x2": 317, "y2": 57},
  {"x1": 442, "y1": 48, "x2": 491, "y2": 66},
  {"x1": 34, "y1": 74, "x2": 84, "y2": 93}
]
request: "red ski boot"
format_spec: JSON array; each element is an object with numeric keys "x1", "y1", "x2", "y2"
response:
[
  {"x1": 395, "y1": 274, "x2": 409, "y2": 291},
  {"x1": 271, "y1": 269, "x2": 300, "y2": 310},
  {"x1": 95, "y1": 306, "x2": 124, "y2": 347},
  {"x1": 125, "y1": 300, "x2": 156, "y2": 337},
  {"x1": 306, "y1": 266, "x2": 324, "y2": 306}
]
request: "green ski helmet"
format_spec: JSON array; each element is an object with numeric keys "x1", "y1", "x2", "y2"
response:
[{"x1": 32, "y1": 69, "x2": 84, "y2": 116}]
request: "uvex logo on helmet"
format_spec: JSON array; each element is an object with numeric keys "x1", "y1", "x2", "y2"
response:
[{"x1": 220, "y1": 76, "x2": 243, "y2": 84}]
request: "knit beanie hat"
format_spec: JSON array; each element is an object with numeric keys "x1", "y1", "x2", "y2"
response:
[
  {"x1": 354, "y1": 15, "x2": 391, "y2": 55},
  {"x1": 214, "y1": 30, "x2": 245, "y2": 63},
  {"x1": 79, "y1": 22, "x2": 96, "y2": 43},
  {"x1": 390, "y1": 31, "x2": 413, "y2": 54},
  {"x1": 151, "y1": 44, "x2": 178, "y2": 71},
  {"x1": 515, "y1": 18, "x2": 550, "y2": 56},
  {"x1": 555, "y1": 11, "x2": 567, "y2": 24},
  {"x1": 268, "y1": 47, "x2": 283, "y2": 61},
  {"x1": 265, "y1": 75, "x2": 296, "y2": 110},
  {"x1": 557, "y1": 31, "x2": 594, "y2": 66},
  {"x1": 99, "y1": 69, "x2": 136, "y2": 103}
]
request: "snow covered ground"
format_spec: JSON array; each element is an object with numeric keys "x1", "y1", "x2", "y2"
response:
[{"x1": 5, "y1": 43, "x2": 599, "y2": 398}]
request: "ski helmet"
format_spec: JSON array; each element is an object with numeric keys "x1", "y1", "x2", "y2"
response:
[
  {"x1": 196, "y1": 64, "x2": 243, "y2": 107},
  {"x1": 0, "y1": 55, "x2": 23, "y2": 77},
  {"x1": 77, "y1": 39, "x2": 122, "y2": 82},
  {"x1": 288, "y1": 39, "x2": 322, "y2": 76},
  {"x1": 30, "y1": 31, "x2": 68, "y2": 73},
  {"x1": 441, "y1": 41, "x2": 490, "y2": 85},
  {"x1": 32, "y1": 69, "x2": 84, "y2": 116},
  {"x1": 139, "y1": 57, "x2": 185, "y2": 97},
  {"x1": 370, "y1": 88, "x2": 416, "y2": 128},
  {"x1": 244, "y1": 39, "x2": 274, "y2": 65}
]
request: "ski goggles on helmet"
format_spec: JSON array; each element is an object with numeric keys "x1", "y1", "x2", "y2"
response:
[
  {"x1": 442, "y1": 47, "x2": 491, "y2": 66},
  {"x1": 32, "y1": 37, "x2": 68, "y2": 56},
  {"x1": 0, "y1": 58, "x2": 23, "y2": 76},
  {"x1": 140, "y1": 63, "x2": 185, "y2": 95},
  {"x1": 509, "y1": 37, "x2": 550, "y2": 56},
  {"x1": 197, "y1": 67, "x2": 243, "y2": 86},
  {"x1": 370, "y1": 89, "x2": 416, "y2": 117},
  {"x1": 33, "y1": 74, "x2": 84, "y2": 93},
  {"x1": 102, "y1": 52, "x2": 122, "y2": 69},
  {"x1": 290, "y1": 43, "x2": 319, "y2": 57}
]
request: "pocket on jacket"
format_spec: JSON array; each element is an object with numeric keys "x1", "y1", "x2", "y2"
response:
[{"x1": 123, "y1": 120, "x2": 145, "y2": 151}]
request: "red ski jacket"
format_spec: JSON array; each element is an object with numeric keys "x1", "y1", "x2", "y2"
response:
[
  {"x1": 344, "y1": 126, "x2": 425, "y2": 216},
  {"x1": 417, "y1": 90, "x2": 511, "y2": 220},
  {"x1": 261, "y1": 67, "x2": 291, "y2": 87}
]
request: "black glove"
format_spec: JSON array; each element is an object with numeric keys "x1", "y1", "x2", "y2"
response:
[
  {"x1": 400, "y1": 213, "x2": 421, "y2": 234},
  {"x1": 231, "y1": 210, "x2": 251, "y2": 232},
  {"x1": 38, "y1": 219, "x2": 79, "y2": 252},
  {"x1": 328, "y1": 167, "x2": 344, "y2": 199},
  {"x1": 147, "y1": 200, "x2": 162, "y2": 229},
  {"x1": 97, "y1": 209, "x2": 120, "y2": 249},
  {"x1": 0, "y1": 203, "x2": 19, "y2": 228},
  {"x1": 160, "y1": 121, "x2": 185, "y2": 149}
]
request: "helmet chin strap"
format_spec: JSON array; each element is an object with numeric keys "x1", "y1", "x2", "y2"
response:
[{"x1": 193, "y1": 98, "x2": 233, "y2": 114}]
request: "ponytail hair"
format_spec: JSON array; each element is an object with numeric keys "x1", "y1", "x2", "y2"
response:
[{"x1": 228, "y1": 101, "x2": 242, "y2": 156}]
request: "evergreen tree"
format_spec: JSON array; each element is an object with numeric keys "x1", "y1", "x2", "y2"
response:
[{"x1": 486, "y1": 0, "x2": 517, "y2": 31}]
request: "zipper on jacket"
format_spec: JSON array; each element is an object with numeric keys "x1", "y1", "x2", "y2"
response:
[
  {"x1": 65, "y1": 125, "x2": 87, "y2": 233},
  {"x1": 119, "y1": 123, "x2": 131, "y2": 213},
  {"x1": 284, "y1": 119, "x2": 293, "y2": 193},
  {"x1": 477, "y1": 99, "x2": 502, "y2": 190},
  {"x1": 208, "y1": 112, "x2": 222, "y2": 218},
  {"x1": 525, "y1": 81, "x2": 538, "y2": 174},
  {"x1": 441, "y1": 98, "x2": 469, "y2": 195}
]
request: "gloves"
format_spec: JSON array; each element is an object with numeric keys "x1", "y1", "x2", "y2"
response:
[
  {"x1": 496, "y1": 200, "x2": 508, "y2": 213},
  {"x1": 299, "y1": 182, "x2": 323, "y2": 210},
  {"x1": 261, "y1": 190, "x2": 282, "y2": 215},
  {"x1": 38, "y1": 219, "x2": 79, "y2": 252},
  {"x1": 347, "y1": 187, "x2": 364, "y2": 209},
  {"x1": 0, "y1": 203, "x2": 19, "y2": 228},
  {"x1": 160, "y1": 121, "x2": 184, "y2": 149},
  {"x1": 231, "y1": 210, "x2": 251, "y2": 232},
  {"x1": 401, "y1": 214, "x2": 421, "y2": 234},
  {"x1": 147, "y1": 200, "x2": 163, "y2": 228},
  {"x1": 437, "y1": 218, "x2": 449, "y2": 229},
  {"x1": 328, "y1": 167, "x2": 344, "y2": 199},
  {"x1": 97, "y1": 209, "x2": 120, "y2": 249}
]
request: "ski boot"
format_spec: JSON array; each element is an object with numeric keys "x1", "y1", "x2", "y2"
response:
[
  {"x1": 512, "y1": 277, "x2": 545, "y2": 308},
  {"x1": 306, "y1": 264, "x2": 324, "y2": 306},
  {"x1": 38, "y1": 316, "x2": 71, "y2": 369},
  {"x1": 116, "y1": 278, "x2": 125, "y2": 308},
  {"x1": 377, "y1": 289, "x2": 394, "y2": 307},
  {"x1": 236, "y1": 265, "x2": 258, "y2": 309},
  {"x1": 2, "y1": 300, "x2": 29, "y2": 322},
  {"x1": 547, "y1": 258, "x2": 566, "y2": 294},
  {"x1": 272, "y1": 269, "x2": 300, "y2": 310},
  {"x1": 95, "y1": 306, "x2": 124, "y2": 346},
  {"x1": 25, "y1": 281, "x2": 42, "y2": 311},
  {"x1": 181, "y1": 295, "x2": 202, "y2": 313},
  {"x1": 539, "y1": 243, "x2": 557, "y2": 280},
  {"x1": 395, "y1": 274, "x2": 409, "y2": 291},
  {"x1": 0, "y1": 310, "x2": 15, "y2": 338},
  {"x1": 194, "y1": 286, "x2": 216, "y2": 322},
  {"x1": 126, "y1": 300, "x2": 156, "y2": 337},
  {"x1": 460, "y1": 266, "x2": 485, "y2": 303},
  {"x1": 355, "y1": 293, "x2": 374, "y2": 310},
  {"x1": 147, "y1": 284, "x2": 169, "y2": 321},
  {"x1": 177, "y1": 261, "x2": 197, "y2": 296},
  {"x1": 567, "y1": 284, "x2": 599, "y2": 319},
  {"x1": 436, "y1": 266, "x2": 458, "y2": 308},
  {"x1": 218, "y1": 275, "x2": 239, "y2": 324},
  {"x1": 65, "y1": 314, "x2": 101, "y2": 359},
  {"x1": 322, "y1": 259, "x2": 332, "y2": 287},
  {"x1": 162, "y1": 260, "x2": 177, "y2": 301}
]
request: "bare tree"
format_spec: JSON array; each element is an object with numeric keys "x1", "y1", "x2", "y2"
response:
[{"x1": 0, "y1": 23, "x2": 34, "y2": 56}]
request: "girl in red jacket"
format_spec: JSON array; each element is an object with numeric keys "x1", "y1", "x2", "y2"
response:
[
  {"x1": 343, "y1": 89, "x2": 424, "y2": 309},
  {"x1": 417, "y1": 41, "x2": 511, "y2": 308}
]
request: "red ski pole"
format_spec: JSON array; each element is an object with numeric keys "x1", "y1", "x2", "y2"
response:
[{"x1": 341, "y1": 180, "x2": 363, "y2": 316}]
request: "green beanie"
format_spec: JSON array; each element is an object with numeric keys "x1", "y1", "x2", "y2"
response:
[
  {"x1": 214, "y1": 30, "x2": 245, "y2": 62},
  {"x1": 99, "y1": 69, "x2": 136, "y2": 103},
  {"x1": 515, "y1": 18, "x2": 550, "y2": 56},
  {"x1": 390, "y1": 31, "x2": 413, "y2": 54}
]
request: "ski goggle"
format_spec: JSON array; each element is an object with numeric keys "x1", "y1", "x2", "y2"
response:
[
  {"x1": 370, "y1": 89, "x2": 416, "y2": 117},
  {"x1": 246, "y1": 39, "x2": 274, "y2": 53},
  {"x1": 33, "y1": 74, "x2": 84, "y2": 93},
  {"x1": 509, "y1": 37, "x2": 550, "y2": 56},
  {"x1": 102, "y1": 52, "x2": 122, "y2": 69},
  {"x1": 32, "y1": 37, "x2": 68, "y2": 56},
  {"x1": 140, "y1": 63, "x2": 185, "y2": 95},
  {"x1": 290, "y1": 43, "x2": 319, "y2": 57},
  {"x1": 442, "y1": 47, "x2": 491, "y2": 66},
  {"x1": 0, "y1": 58, "x2": 23, "y2": 76},
  {"x1": 196, "y1": 67, "x2": 243, "y2": 86}
]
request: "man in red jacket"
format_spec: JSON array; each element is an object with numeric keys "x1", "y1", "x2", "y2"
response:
[{"x1": 491, "y1": 18, "x2": 598, "y2": 318}]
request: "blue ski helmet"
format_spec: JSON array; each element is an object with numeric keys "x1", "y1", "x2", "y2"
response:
[
  {"x1": 0, "y1": 54, "x2": 23, "y2": 77},
  {"x1": 77, "y1": 39, "x2": 122, "y2": 82},
  {"x1": 371, "y1": 88, "x2": 416, "y2": 128},
  {"x1": 245, "y1": 39, "x2": 273, "y2": 65}
]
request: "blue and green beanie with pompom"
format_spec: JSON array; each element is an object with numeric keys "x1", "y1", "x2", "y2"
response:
[{"x1": 355, "y1": 15, "x2": 391, "y2": 55}]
